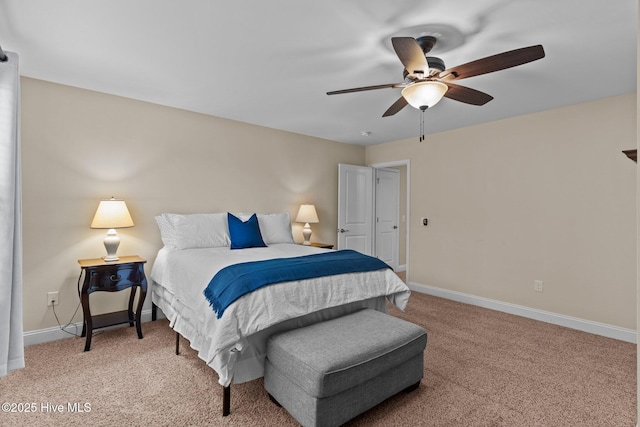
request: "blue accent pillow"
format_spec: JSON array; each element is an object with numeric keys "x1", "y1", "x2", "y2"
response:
[{"x1": 227, "y1": 213, "x2": 267, "y2": 249}]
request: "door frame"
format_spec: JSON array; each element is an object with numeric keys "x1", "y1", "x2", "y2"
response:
[{"x1": 371, "y1": 159, "x2": 410, "y2": 283}]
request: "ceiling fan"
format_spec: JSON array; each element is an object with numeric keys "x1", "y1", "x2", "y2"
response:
[{"x1": 327, "y1": 36, "x2": 545, "y2": 118}]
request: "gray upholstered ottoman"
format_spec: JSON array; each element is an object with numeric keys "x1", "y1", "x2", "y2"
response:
[{"x1": 264, "y1": 309, "x2": 427, "y2": 427}]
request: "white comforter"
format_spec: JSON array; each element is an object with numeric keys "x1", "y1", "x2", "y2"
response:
[{"x1": 150, "y1": 243, "x2": 410, "y2": 386}]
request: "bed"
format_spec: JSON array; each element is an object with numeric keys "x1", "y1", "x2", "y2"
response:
[{"x1": 149, "y1": 212, "x2": 411, "y2": 415}]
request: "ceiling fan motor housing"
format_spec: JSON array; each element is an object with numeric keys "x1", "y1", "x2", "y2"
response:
[
  {"x1": 426, "y1": 57, "x2": 445, "y2": 73},
  {"x1": 403, "y1": 56, "x2": 445, "y2": 81},
  {"x1": 401, "y1": 35, "x2": 446, "y2": 82}
]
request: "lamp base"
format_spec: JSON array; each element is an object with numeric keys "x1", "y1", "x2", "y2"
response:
[
  {"x1": 103, "y1": 229, "x2": 121, "y2": 262},
  {"x1": 302, "y1": 223, "x2": 312, "y2": 246}
]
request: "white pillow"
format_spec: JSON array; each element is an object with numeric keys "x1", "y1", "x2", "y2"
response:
[
  {"x1": 235, "y1": 212, "x2": 294, "y2": 244},
  {"x1": 155, "y1": 213, "x2": 230, "y2": 249},
  {"x1": 258, "y1": 213, "x2": 295, "y2": 244},
  {"x1": 155, "y1": 214, "x2": 177, "y2": 248}
]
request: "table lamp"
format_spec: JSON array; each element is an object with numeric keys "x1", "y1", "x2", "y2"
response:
[
  {"x1": 90, "y1": 197, "x2": 134, "y2": 261},
  {"x1": 296, "y1": 204, "x2": 319, "y2": 245}
]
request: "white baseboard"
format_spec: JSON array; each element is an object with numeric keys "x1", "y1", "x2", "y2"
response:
[
  {"x1": 23, "y1": 309, "x2": 156, "y2": 347},
  {"x1": 396, "y1": 264, "x2": 406, "y2": 272},
  {"x1": 409, "y1": 282, "x2": 637, "y2": 344}
]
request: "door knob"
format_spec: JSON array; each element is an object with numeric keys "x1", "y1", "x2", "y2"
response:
[
  {"x1": 338, "y1": 228, "x2": 350, "y2": 233},
  {"x1": 392, "y1": 225, "x2": 398, "y2": 229}
]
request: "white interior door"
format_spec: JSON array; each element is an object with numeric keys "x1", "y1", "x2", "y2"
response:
[
  {"x1": 337, "y1": 164, "x2": 373, "y2": 255},
  {"x1": 375, "y1": 168, "x2": 399, "y2": 270}
]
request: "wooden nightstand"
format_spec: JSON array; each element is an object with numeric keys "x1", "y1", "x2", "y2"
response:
[
  {"x1": 305, "y1": 242, "x2": 334, "y2": 249},
  {"x1": 77, "y1": 255, "x2": 147, "y2": 351}
]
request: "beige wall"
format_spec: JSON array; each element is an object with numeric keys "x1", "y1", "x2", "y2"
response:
[
  {"x1": 367, "y1": 93, "x2": 637, "y2": 329},
  {"x1": 21, "y1": 77, "x2": 365, "y2": 332}
]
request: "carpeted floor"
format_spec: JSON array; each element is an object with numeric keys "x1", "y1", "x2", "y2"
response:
[{"x1": 0, "y1": 292, "x2": 636, "y2": 426}]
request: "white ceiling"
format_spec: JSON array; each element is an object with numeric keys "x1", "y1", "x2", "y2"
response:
[{"x1": 0, "y1": 0, "x2": 636, "y2": 146}]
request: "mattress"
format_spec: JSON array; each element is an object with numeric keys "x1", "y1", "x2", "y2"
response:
[{"x1": 150, "y1": 243, "x2": 411, "y2": 386}]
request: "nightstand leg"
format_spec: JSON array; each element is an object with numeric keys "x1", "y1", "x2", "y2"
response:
[
  {"x1": 135, "y1": 278, "x2": 147, "y2": 340},
  {"x1": 81, "y1": 292, "x2": 93, "y2": 351},
  {"x1": 128, "y1": 286, "x2": 137, "y2": 327}
]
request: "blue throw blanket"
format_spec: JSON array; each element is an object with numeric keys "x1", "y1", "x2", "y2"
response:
[{"x1": 204, "y1": 249, "x2": 391, "y2": 318}]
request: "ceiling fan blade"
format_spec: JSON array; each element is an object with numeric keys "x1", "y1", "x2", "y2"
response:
[
  {"x1": 327, "y1": 83, "x2": 403, "y2": 95},
  {"x1": 392, "y1": 37, "x2": 429, "y2": 76},
  {"x1": 382, "y1": 97, "x2": 408, "y2": 117},
  {"x1": 443, "y1": 83, "x2": 494, "y2": 106},
  {"x1": 439, "y1": 45, "x2": 545, "y2": 81}
]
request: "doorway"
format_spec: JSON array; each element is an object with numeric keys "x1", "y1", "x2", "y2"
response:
[{"x1": 337, "y1": 160, "x2": 410, "y2": 279}]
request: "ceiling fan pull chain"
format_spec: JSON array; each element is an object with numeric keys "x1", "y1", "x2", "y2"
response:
[{"x1": 419, "y1": 106, "x2": 427, "y2": 142}]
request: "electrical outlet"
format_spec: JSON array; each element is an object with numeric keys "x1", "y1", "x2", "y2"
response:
[
  {"x1": 47, "y1": 291, "x2": 59, "y2": 307},
  {"x1": 533, "y1": 280, "x2": 543, "y2": 293}
]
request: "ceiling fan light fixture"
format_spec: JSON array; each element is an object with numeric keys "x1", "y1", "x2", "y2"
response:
[{"x1": 401, "y1": 81, "x2": 448, "y2": 110}]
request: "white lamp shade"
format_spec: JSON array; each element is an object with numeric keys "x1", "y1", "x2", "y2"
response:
[
  {"x1": 401, "y1": 81, "x2": 448, "y2": 110},
  {"x1": 90, "y1": 198, "x2": 134, "y2": 229},
  {"x1": 295, "y1": 204, "x2": 319, "y2": 224}
]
